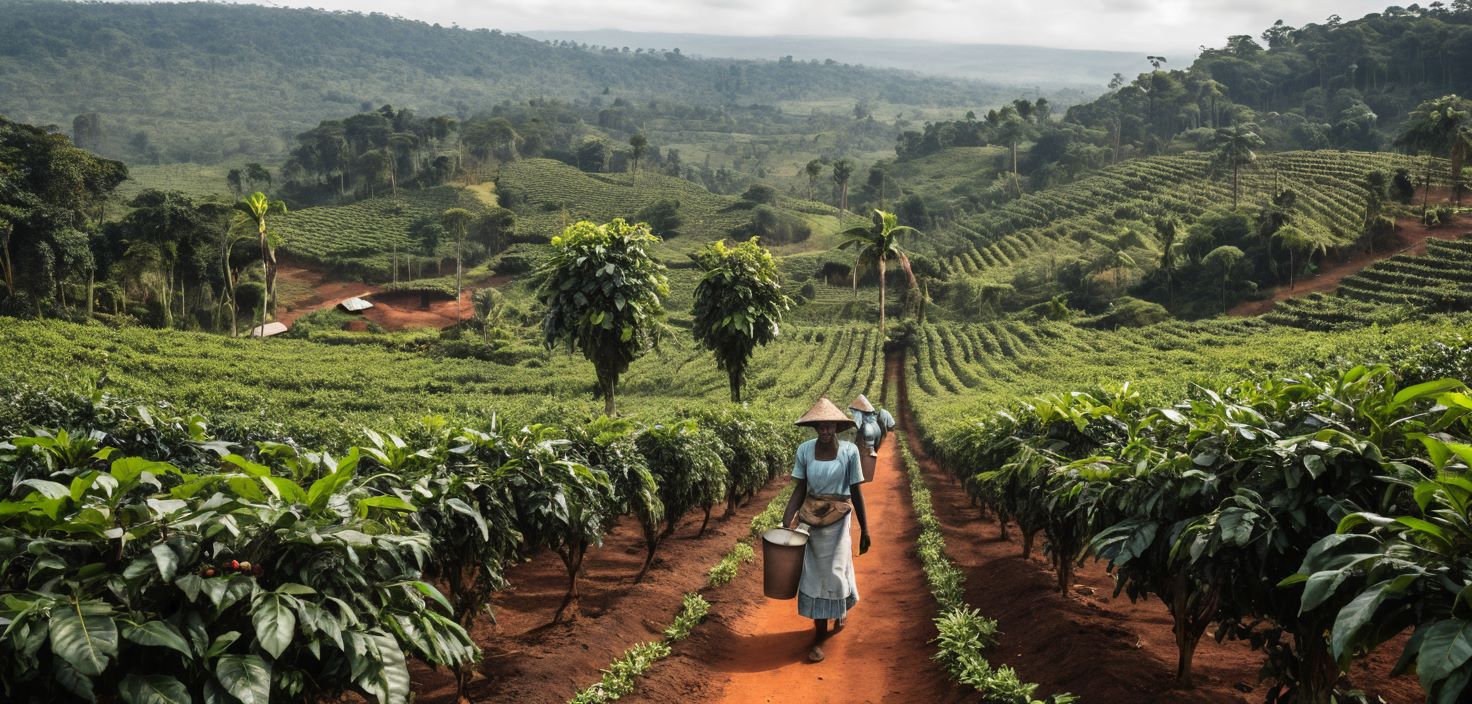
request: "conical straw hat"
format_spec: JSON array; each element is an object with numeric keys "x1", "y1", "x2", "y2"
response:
[
  {"x1": 848, "y1": 394, "x2": 874, "y2": 413},
  {"x1": 795, "y1": 397, "x2": 852, "y2": 427}
]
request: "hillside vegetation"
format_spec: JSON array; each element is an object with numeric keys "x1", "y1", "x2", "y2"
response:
[{"x1": 0, "y1": 0, "x2": 1011, "y2": 164}]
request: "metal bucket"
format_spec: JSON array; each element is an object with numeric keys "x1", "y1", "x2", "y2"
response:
[
  {"x1": 761, "y1": 527, "x2": 808, "y2": 599},
  {"x1": 859, "y1": 446, "x2": 878, "y2": 483}
]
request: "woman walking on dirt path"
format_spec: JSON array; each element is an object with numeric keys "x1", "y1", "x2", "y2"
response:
[
  {"x1": 849, "y1": 394, "x2": 895, "y2": 482},
  {"x1": 782, "y1": 397, "x2": 871, "y2": 663}
]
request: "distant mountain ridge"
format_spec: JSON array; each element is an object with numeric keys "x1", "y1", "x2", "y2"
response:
[
  {"x1": 522, "y1": 29, "x2": 1152, "y2": 89},
  {"x1": 0, "y1": 0, "x2": 1022, "y2": 164}
]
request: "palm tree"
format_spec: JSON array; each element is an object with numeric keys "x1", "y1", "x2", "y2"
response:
[
  {"x1": 628, "y1": 134, "x2": 647, "y2": 183},
  {"x1": 1156, "y1": 218, "x2": 1181, "y2": 311},
  {"x1": 441, "y1": 208, "x2": 473, "y2": 323},
  {"x1": 1197, "y1": 79, "x2": 1228, "y2": 128},
  {"x1": 1397, "y1": 95, "x2": 1472, "y2": 207},
  {"x1": 998, "y1": 109, "x2": 1027, "y2": 196},
  {"x1": 1209, "y1": 124, "x2": 1264, "y2": 209},
  {"x1": 232, "y1": 192, "x2": 287, "y2": 335},
  {"x1": 836, "y1": 209, "x2": 920, "y2": 335}
]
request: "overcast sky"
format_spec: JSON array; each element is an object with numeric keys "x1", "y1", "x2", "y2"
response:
[{"x1": 241, "y1": 0, "x2": 1394, "y2": 54}]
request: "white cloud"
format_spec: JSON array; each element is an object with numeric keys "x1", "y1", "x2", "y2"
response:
[{"x1": 196, "y1": 0, "x2": 1396, "y2": 54}]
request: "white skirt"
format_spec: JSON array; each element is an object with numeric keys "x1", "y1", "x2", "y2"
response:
[{"x1": 797, "y1": 513, "x2": 859, "y2": 620}]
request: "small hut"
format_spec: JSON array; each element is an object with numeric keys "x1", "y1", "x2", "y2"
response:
[
  {"x1": 249, "y1": 321, "x2": 289, "y2": 338},
  {"x1": 339, "y1": 297, "x2": 374, "y2": 313}
]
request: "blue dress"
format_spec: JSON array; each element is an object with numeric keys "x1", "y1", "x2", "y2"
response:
[{"x1": 792, "y1": 439, "x2": 864, "y2": 620}]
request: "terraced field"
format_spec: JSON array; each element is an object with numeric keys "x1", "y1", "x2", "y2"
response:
[
  {"x1": 499, "y1": 159, "x2": 867, "y2": 260},
  {"x1": 1266, "y1": 236, "x2": 1472, "y2": 329},
  {"x1": 277, "y1": 186, "x2": 488, "y2": 277},
  {"x1": 930, "y1": 151, "x2": 1450, "y2": 287},
  {"x1": 902, "y1": 315, "x2": 1471, "y2": 442}
]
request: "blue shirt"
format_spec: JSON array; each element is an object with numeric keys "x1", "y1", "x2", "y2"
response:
[{"x1": 792, "y1": 439, "x2": 864, "y2": 496}]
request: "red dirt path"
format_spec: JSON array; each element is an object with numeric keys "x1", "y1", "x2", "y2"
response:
[
  {"x1": 272, "y1": 259, "x2": 505, "y2": 332},
  {"x1": 407, "y1": 481, "x2": 790, "y2": 704},
  {"x1": 891, "y1": 355, "x2": 1424, "y2": 703},
  {"x1": 626, "y1": 395, "x2": 961, "y2": 704},
  {"x1": 1231, "y1": 202, "x2": 1467, "y2": 317}
]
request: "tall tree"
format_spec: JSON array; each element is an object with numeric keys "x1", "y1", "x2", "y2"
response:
[
  {"x1": 1156, "y1": 218, "x2": 1181, "y2": 311},
  {"x1": 538, "y1": 219, "x2": 668, "y2": 415},
  {"x1": 1208, "y1": 123, "x2": 1264, "y2": 209},
  {"x1": 628, "y1": 133, "x2": 647, "y2": 184},
  {"x1": 836, "y1": 209, "x2": 920, "y2": 335},
  {"x1": 804, "y1": 159, "x2": 824, "y2": 200},
  {"x1": 232, "y1": 192, "x2": 287, "y2": 334},
  {"x1": 440, "y1": 207, "x2": 473, "y2": 322},
  {"x1": 1202, "y1": 245, "x2": 1244, "y2": 315},
  {"x1": 690, "y1": 238, "x2": 792, "y2": 402},
  {"x1": 1397, "y1": 94, "x2": 1472, "y2": 207},
  {"x1": 0, "y1": 116, "x2": 126, "y2": 317},
  {"x1": 831, "y1": 159, "x2": 854, "y2": 211}
]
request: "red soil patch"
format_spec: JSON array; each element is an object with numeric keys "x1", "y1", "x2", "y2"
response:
[
  {"x1": 408, "y1": 481, "x2": 789, "y2": 704},
  {"x1": 625, "y1": 407, "x2": 961, "y2": 704},
  {"x1": 1231, "y1": 208, "x2": 1467, "y2": 317},
  {"x1": 273, "y1": 258, "x2": 509, "y2": 332},
  {"x1": 891, "y1": 355, "x2": 1425, "y2": 703}
]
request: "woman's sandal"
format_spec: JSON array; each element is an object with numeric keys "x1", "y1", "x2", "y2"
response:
[{"x1": 807, "y1": 645, "x2": 825, "y2": 663}]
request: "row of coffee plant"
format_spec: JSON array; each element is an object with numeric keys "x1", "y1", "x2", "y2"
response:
[
  {"x1": 0, "y1": 387, "x2": 799, "y2": 703},
  {"x1": 924, "y1": 363, "x2": 1471, "y2": 702}
]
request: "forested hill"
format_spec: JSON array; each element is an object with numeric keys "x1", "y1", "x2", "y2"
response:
[
  {"x1": 0, "y1": 1, "x2": 1009, "y2": 164},
  {"x1": 1065, "y1": 4, "x2": 1472, "y2": 154}
]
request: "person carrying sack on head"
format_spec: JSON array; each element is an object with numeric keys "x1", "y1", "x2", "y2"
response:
[{"x1": 782, "y1": 397, "x2": 869, "y2": 663}]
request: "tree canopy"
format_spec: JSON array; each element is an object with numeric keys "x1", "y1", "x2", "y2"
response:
[{"x1": 537, "y1": 218, "x2": 669, "y2": 415}]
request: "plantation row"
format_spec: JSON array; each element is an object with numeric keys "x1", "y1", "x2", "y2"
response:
[
  {"x1": 277, "y1": 186, "x2": 487, "y2": 278},
  {"x1": 917, "y1": 363, "x2": 1471, "y2": 702},
  {"x1": 931, "y1": 151, "x2": 1444, "y2": 284},
  {"x1": 1267, "y1": 237, "x2": 1472, "y2": 329},
  {"x1": 903, "y1": 314, "x2": 1472, "y2": 702},
  {"x1": 499, "y1": 158, "x2": 862, "y2": 260},
  {"x1": 0, "y1": 383, "x2": 806, "y2": 703},
  {"x1": 0, "y1": 320, "x2": 881, "y2": 444},
  {"x1": 903, "y1": 315, "x2": 1472, "y2": 442}
]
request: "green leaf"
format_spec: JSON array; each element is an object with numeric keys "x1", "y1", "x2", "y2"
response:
[
  {"x1": 1388, "y1": 378, "x2": 1465, "y2": 412},
  {"x1": 446, "y1": 497, "x2": 488, "y2": 541},
  {"x1": 410, "y1": 581, "x2": 454, "y2": 614},
  {"x1": 119, "y1": 674, "x2": 191, "y2": 704},
  {"x1": 1300, "y1": 570, "x2": 1349, "y2": 614},
  {"x1": 1332, "y1": 581, "x2": 1390, "y2": 660},
  {"x1": 355, "y1": 495, "x2": 417, "y2": 515},
  {"x1": 49, "y1": 601, "x2": 118, "y2": 677},
  {"x1": 20, "y1": 478, "x2": 70, "y2": 500},
  {"x1": 207, "y1": 630, "x2": 241, "y2": 659},
  {"x1": 123, "y1": 621, "x2": 191, "y2": 658},
  {"x1": 216, "y1": 655, "x2": 271, "y2": 704},
  {"x1": 251, "y1": 594, "x2": 296, "y2": 659},
  {"x1": 1417, "y1": 618, "x2": 1472, "y2": 687},
  {"x1": 151, "y1": 544, "x2": 178, "y2": 582},
  {"x1": 364, "y1": 630, "x2": 412, "y2": 704}
]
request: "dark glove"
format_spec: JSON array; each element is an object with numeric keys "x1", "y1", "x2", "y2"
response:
[{"x1": 859, "y1": 532, "x2": 871, "y2": 555}]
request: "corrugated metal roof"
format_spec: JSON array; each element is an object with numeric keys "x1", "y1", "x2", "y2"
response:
[
  {"x1": 249, "y1": 322, "x2": 289, "y2": 337},
  {"x1": 339, "y1": 297, "x2": 374, "y2": 312}
]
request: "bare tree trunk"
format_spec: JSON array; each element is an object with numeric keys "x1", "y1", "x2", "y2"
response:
[
  {"x1": 699, "y1": 505, "x2": 713, "y2": 537},
  {"x1": 553, "y1": 544, "x2": 585, "y2": 623},
  {"x1": 878, "y1": 258, "x2": 887, "y2": 336}
]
